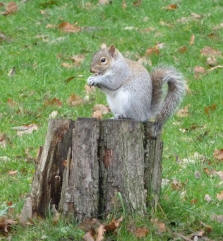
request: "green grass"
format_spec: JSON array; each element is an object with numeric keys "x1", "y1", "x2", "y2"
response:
[{"x1": 0, "y1": 0, "x2": 223, "y2": 240}]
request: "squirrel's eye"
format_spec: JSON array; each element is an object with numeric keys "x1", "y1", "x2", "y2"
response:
[{"x1": 100, "y1": 57, "x2": 106, "y2": 63}]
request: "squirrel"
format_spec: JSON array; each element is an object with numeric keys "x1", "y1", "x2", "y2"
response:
[{"x1": 87, "y1": 44, "x2": 186, "y2": 133}]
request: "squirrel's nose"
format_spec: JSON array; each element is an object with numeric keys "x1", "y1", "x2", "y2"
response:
[{"x1": 90, "y1": 68, "x2": 97, "y2": 74}]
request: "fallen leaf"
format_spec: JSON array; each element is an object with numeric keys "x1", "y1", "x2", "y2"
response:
[
  {"x1": 134, "y1": 227, "x2": 149, "y2": 238},
  {"x1": 92, "y1": 110, "x2": 103, "y2": 119},
  {"x1": 190, "y1": 199, "x2": 197, "y2": 205},
  {"x1": 79, "y1": 218, "x2": 101, "y2": 232},
  {"x1": 93, "y1": 104, "x2": 110, "y2": 115},
  {"x1": 137, "y1": 56, "x2": 152, "y2": 66},
  {"x1": 46, "y1": 24, "x2": 56, "y2": 29},
  {"x1": 19, "y1": 197, "x2": 32, "y2": 226},
  {"x1": 201, "y1": 46, "x2": 221, "y2": 57},
  {"x1": 216, "y1": 190, "x2": 223, "y2": 201},
  {"x1": 151, "y1": 218, "x2": 166, "y2": 233},
  {"x1": 83, "y1": 231, "x2": 95, "y2": 241},
  {"x1": 44, "y1": 97, "x2": 62, "y2": 107},
  {"x1": 122, "y1": 0, "x2": 127, "y2": 9},
  {"x1": 206, "y1": 56, "x2": 217, "y2": 67},
  {"x1": 204, "y1": 104, "x2": 216, "y2": 115},
  {"x1": 176, "y1": 105, "x2": 190, "y2": 117},
  {"x1": 0, "y1": 133, "x2": 7, "y2": 148},
  {"x1": 133, "y1": 0, "x2": 142, "y2": 7},
  {"x1": 165, "y1": 3, "x2": 178, "y2": 10},
  {"x1": 191, "y1": 12, "x2": 202, "y2": 19},
  {"x1": 58, "y1": 22, "x2": 81, "y2": 33},
  {"x1": 7, "y1": 98, "x2": 17, "y2": 107},
  {"x1": 96, "y1": 224, "x2": 105, "y2": 241},
  {"x1": 104, "y1": 216, "x2": 123, "y2": 232},
  {"x1": 8, "y1": 170, "x2": 18, "y2": 176},
  {"x1": 12, "y1": 124, "x2": 38, "y2": 136},
  {"x1": 64, "y1": 76, "x2": 75, "y2": 84},
  {"x1": 194, "y1": 66, "x2": 206, "y2": 78},
  {"x1": 67, "y1": 94, "x2": 83, "y2": 106},
  {"x1": 85, "y1": 84, "x2": 96, "y2": 95},
  {"x1": 145, "y1": 45, "x2": 160, "y2": 56},
  {"x1": 2, "y1": 2, "x2": 17, "y2": 16},
  {"x1": 178, "y1": 46, "x2": 187, "y2": 54},
  {"x1": 189, "y1": 34, "x2": 195, "y2": 45},
  {"x1": 98, "y1": 0, "x2": 110, "y2": 5},
  {"x1": 70, "y1": 54, "x2": 85, "y2": 66},
  {"x1": 61, "y1": 62, "x2": 73, "y2": 69},
  {"x1": 0, "y1": 216, "x2": 17, "y2": 233},
  {"x1": 204, "y1": 194, "x2": 212, "y2": 203},
  {"x1": 171, "y1": 179, "x2": 183, "y2": 190}
]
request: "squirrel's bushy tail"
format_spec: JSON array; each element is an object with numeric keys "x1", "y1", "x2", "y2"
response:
[{"x1": 150, "y1": 67, "x2": 186, "y2": 124}]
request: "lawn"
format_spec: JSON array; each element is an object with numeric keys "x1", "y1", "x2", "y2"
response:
[{"x1": 0, "y1": 0, "x2": 223, "y2": 240}]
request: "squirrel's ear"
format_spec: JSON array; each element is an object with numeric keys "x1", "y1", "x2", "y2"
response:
[
  {"x1": 100, "y1": 43, "x2": 107, "y2": 49},
  {"x1": 108, "y1": 45, "x2": 116, "y2": 57}
]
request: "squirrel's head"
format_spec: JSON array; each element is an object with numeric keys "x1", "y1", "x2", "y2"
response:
[{"x1": 90, "y1": 44, "x2": 120, "y2": 75}]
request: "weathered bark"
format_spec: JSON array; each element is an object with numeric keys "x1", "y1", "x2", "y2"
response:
[{"x1": 26, "y1": 118, "x2": 163, "y2": 222}]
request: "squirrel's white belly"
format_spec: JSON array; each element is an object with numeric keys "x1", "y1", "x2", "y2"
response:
[{"x1": 106, "y1": 89, "x2": 129, "y2": 116}]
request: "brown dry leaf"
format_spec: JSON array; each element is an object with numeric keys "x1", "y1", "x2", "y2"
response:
[
  {"x1": 85, "y1": 84, "x2": 96, "y2": 95},
  {"x1": 204, "y1": 104, "x2": 216, "y2": 115},
  {"x1": 2, "y1": 2, "x2": 17, "y2": 16},
  {"x1": 216, "y1": 190, "x2": 223, "y2": 201},
  {"x1": 178, "y1": 46, "x2": 187, "y2": 54},
  {"x1": 61, "y1": 62, "x2": 73, "y2": 69},
  {"x1": 93, "y1": 104, "x2": 110, "y2": 115},
  {"x1": 98, "y1": 0, "x2": 110, "y2": 5},
  {"x1": 122, "y1": 0, "x2": 127, "y2": 9},
  {"x1": 92, "y1": 110, "x2": 103, "y2": 120},
  {"x1": 46, "y1": 24, "x2": 56, "y2": 29},
  {"x1": 104, "y1": 216, "x2": 123, "y2": 233},
  {"x1": 79, "y1": 218, "x2": 101, "y2": 232},
  {"x1": 214, "y1": 149, "x2": 223, "y2": 161},
  {"x1": 137, "y1": 56, "x2": 152, "y2": 66},
  {"x1": 207, "y1": 65, "x2": 223, "y2": 72},
  {"x1": 165, "y1": 3, "x2": 178, "y2": 10},
  {"x1": 19, "y1": 197, "x2": 32, "y2": 226},
  {"x1": 145, "y1": 45, "x2": 160, "y2": 56},
  {"x1": 151, "y1": 218, "x2": 166, "y2": 233},
  {"x1": 206, "y1": 56, "x2": 217, "y2": 67},
  {"x1": 7, "y1": 98, "x2": 17, "y2": 107},
  {"x1": 0, "y1": 133, "x2": 7, "y2": 148},
  {"x1": 96, "y1": 224, "x2": 105, "y2": 241},
  {"x1": 0, "y1": 216, "x2": 17, "y2": 233},
  {"x1": 201, "y1": 46, "x2": 221, "y2": 58},
  {"x1": 67, "y1": 94, "x2": 83, "y2": 106},
  {"x1": 70, "y1": 54, "x2": 85, "y2": 66},
  {"x1": 133, "y1": 0, "x2": 142, "y2": 7},
  {"x1": 58, "y1": 22, "x2": 81, "y2": 33},
  {"x1": 64, "y1": 76, "x2": 75, "y2": 84},
  {"x1": 194, "y1": 66, "x2": 206, "y2": 78},
  {"x1": 189, "y1": 34, "x2": 195, "y2": 45},
  {"x1": 12, "y1": 124, "x2": 38, "y2": 136},
  {"x1": 44, "y1": 97, "x2": 62, "y2": 107},
  {"x1": 83, "y1": 231, "x2": 95, "y2": 241},
  {"x1": 171, "y1": 179, "x2": 183, "y2": 190},
  {"x1": 134, "y1": 227, "x2": 149, "y2": 238},
  {"x1": 8, "y1": 170, "x2": 18, "y2": 176},
  {"x1": 176, "y1": 105, "x2": 190, "y2": 118}
]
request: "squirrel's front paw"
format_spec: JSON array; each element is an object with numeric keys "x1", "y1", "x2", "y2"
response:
[{"x1": 87, "y1": 76, "x2": 98, "y2": 86}]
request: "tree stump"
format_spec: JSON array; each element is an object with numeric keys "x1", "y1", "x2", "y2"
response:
[{"x1": 25, "y1": 118, "x2": 163, "y2": 222}]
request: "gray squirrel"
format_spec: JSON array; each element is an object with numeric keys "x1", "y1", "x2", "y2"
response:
[{"x1": 87, "y1": 44, "x2": 186, "y2": 130}]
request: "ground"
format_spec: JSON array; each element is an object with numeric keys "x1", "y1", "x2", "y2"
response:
[{"x1": 0, "y1": 0, "x2": 223, "y2": 240}]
